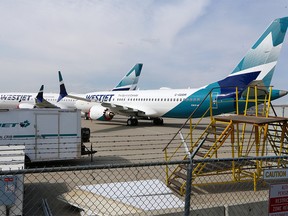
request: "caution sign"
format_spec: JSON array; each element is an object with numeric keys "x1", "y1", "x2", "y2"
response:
[
  {"x1": 269, "y1": 183, "x2": 288, "y2": 215},
  {"x1": 264, "y1": 169, "x2": 288, "y2": 180}
]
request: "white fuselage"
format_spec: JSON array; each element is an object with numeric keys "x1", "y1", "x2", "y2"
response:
[
  {"x1": 83, "y1": 88, "x2": 199, "y2": 118},
  {"x1": 0, "y1": 92, "x2": 78, "y2": 109}
]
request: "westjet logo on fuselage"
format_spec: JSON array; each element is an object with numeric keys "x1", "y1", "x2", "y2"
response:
[
  {"x1": 85, "y1": 94, "x2": 114, "y2": 102},
  {"x1": 0, "y1": 94, "x2": 33, "y2": 101}
]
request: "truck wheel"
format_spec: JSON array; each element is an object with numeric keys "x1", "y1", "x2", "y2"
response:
[
  {"x1": 127, "y1": 119, "x2": 132, "y2": 126},
  {"x1": 132, "y1": 118, "x2": 138, "y2": 126},
  {"x1": 153, "y1": 118, "x2": 164, "y2": 125}
]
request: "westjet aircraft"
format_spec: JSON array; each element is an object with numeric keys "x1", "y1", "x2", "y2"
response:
[
  {"x1": 0, "y1": 64, "x2": 143, "y2": 115},
  {"x1": 60, "y1": 17, "x2": 288, "y2": 126}
]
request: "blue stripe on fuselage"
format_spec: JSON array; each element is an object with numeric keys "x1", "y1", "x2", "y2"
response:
[{"x1": 163, "y1": 86, "x2": 218, "y2": 118}]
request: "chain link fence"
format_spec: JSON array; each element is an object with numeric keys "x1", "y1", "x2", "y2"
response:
[{"x1": 0, "y1": 156, "x2": 287, "y2": 215}]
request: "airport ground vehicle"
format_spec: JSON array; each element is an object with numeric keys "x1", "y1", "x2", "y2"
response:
[{"x1": 0, "y1": 108, "x2": 92, "y2": 163}]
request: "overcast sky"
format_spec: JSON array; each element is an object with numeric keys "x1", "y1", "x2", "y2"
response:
[{"x1": 0, "y1": 0, "x2": 288, "y2": 103}]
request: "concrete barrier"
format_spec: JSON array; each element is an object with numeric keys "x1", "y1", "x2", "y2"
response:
[
  {"x1": 227, "y1": 201, "x2": 268, "y2": 216},
  {"x1": 157, "y1": 206, "x2": 225, "y2": 216}
]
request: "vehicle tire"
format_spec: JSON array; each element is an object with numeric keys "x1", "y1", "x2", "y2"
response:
[
  {"x1": 127, "y1": 119, "x2": 132, "y2": 126},
  {"x1": 132, "y1": 118, "x2": 138, "y2": 126},
  {"x1": 153, "y1": 118, "x2": 164, "y2": 125}
]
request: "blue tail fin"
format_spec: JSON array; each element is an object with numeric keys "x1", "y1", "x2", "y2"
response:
[
  {"x1": 57, "y1": 71, "x2": 68, "y2": 102},
  {"x1": 36, "y1": 85, "x2": 44, "y2": 103},
  {"x1": 112, "y1": 63, "x2": 143, "y2": 91}
]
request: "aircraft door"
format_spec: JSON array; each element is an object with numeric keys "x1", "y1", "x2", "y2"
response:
[{"x1": 212, "y1": 92, "x2": 218, "y2": 109}]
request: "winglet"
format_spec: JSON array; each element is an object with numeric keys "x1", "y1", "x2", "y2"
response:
[
  {"x1": 112, "y1": 63, "x2": 143, "y2": 91},
  {"x1": 57, "y1": 71, "x2": 68, "y2": 102},
  {"x1": 36, "y1": 85, "x2": 44, "y2": 103}
]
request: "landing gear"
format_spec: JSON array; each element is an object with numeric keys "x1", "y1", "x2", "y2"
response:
[
  {"x1": 127, "y1": 118, "x2": 138, "y2": 126},
  {"x1": 153, "y1": 117, "x2": 164, "y2": 125},
  {"x1": 84, "y1": 112, "x2": 90, "y2": 120},
  {"x1": 126, "y1": 117, "x2": 163, "y2": 126}
]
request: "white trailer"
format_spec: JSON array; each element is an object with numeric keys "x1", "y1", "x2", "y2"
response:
[{"x1": 0, "y1": 108, "x2": 88, "y2": 163}]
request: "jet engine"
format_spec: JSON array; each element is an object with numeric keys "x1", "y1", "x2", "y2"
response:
[
  {"x1": 17, "y1": 103, "x2": 36, "y2": 109},
  {"x1": 88, "y1": 106, "x2": 115, "y2": 121}
]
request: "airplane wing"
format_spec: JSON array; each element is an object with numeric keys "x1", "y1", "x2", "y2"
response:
[
  {"x1": 35, "y1": 85, "x2": 59, "y2": 108},
  {"x1": 65, "y1": 94, "x2": 91, "y2": 102},
  {"x1": 35, "y1": 98, "x2": 59, "y2": 108},
  {"x1": 240, "y1": 80, "x2": 269, "y2": 98},
  {"x1": 101, "y1": 102, "x2": 152, "y2": 117}
]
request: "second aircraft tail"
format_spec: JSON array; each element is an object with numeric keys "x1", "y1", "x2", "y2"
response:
[{"x1": 112, "y1": 63, "x2": 143, "y2": 91}]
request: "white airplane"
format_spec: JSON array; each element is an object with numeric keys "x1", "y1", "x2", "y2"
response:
[
  {"x1": 59, "y1": 17, "x2": 288, "y2": 126},
  {"x1": 0, "y1": 64, "x2": 143, "y2": 113}
]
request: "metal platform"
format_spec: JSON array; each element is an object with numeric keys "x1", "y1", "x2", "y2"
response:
[
  {"x1": 215, "y1": 114, "x2": 288, "y2": 125},
  {"x1": 164, "y1": 86, "x2": 288, "y2": 195}
]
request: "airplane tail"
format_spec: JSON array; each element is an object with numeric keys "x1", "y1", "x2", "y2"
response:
[
  {"x1": 57, "y1": 63, "x2": 143, "y2": 102},
  {"x1": 57, "y1": 71, "x2": 68, "y2": 102},
  {"x1": 112, "y1": 63, "x2": 143, "y2": 91},
  {"x1": 36, "y1": 85, "x2": 44, "y2": 103},
  {"x1": 207, "y1": 17, "x2": 288, "y2": 94}
]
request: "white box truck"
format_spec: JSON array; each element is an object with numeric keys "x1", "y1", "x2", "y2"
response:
[{"x1": 0, "y1": 108, "x2": 92, "y2": 163}]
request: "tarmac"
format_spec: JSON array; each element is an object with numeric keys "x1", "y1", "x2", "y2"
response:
[
  {"x1": 24, "y1": 116, "x2": 193, "y2": 215},
  {"x1": 23, "y1": 116, "x2": 274, "y2": 215}
]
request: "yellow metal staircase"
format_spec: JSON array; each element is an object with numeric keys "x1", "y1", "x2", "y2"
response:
[
  {"x1": 166, "y1": 119, "x2": 235, "y2": 195},
  {"x1": 266, "y1": 121, "x2": 288, "y2": 168},
  {"x1": 164, "y1": 86, "x2": 288, "y2": 196},
  {"x1": 267, "y1": 122, "x2": 288, "y2": 156}
]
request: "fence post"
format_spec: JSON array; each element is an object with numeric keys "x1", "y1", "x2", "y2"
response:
[{"x1": 184, "y1": 157, "x2": 193, "y2": 216}]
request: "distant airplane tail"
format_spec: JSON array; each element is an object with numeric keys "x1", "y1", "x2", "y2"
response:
[
  {"x1": 112, "y1": 63, "x2": 143, "y2": 91},
  {"x1": 35, "y1": 84, "x2": 59, "y2": 108},
  {"x1": 57, "y1": 71, "x2": 68, "y2": 102},
  {"x1": 206, "y1": 17, "x2": 288, "y2": 94},
  {"x1": 57, "y1": 63, "x2": 143, "y2": 102},
  {"x1": 36, "y1": 85, "x2": 44, "y2": 103}
]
